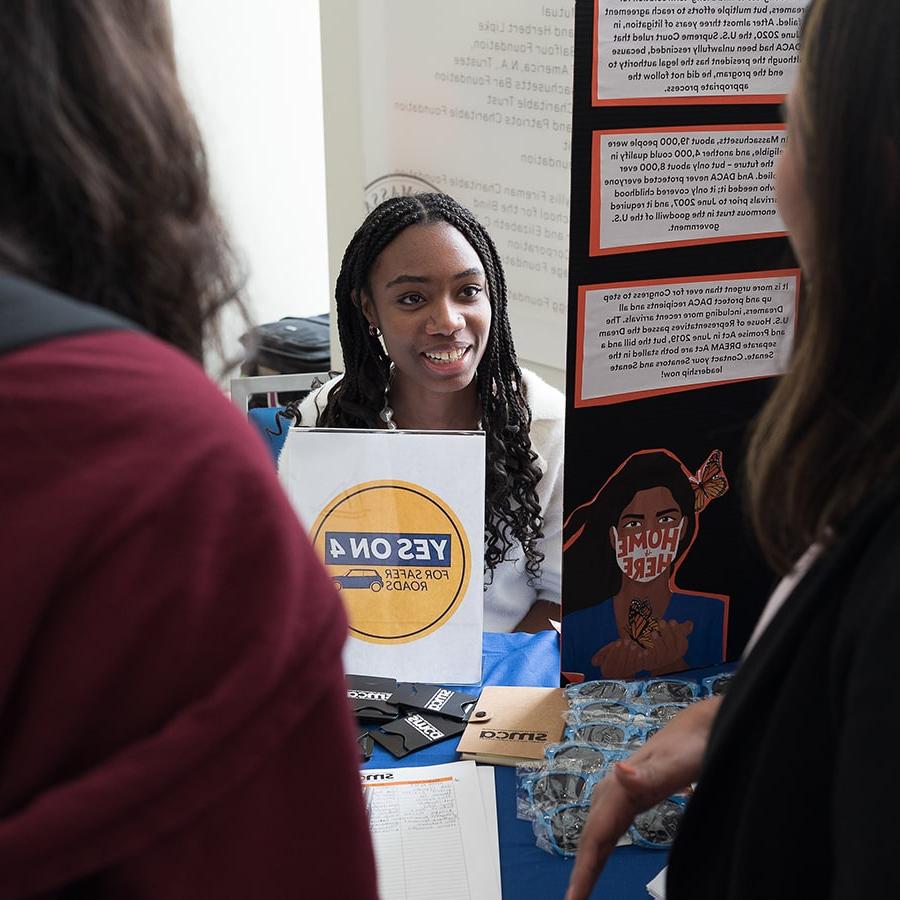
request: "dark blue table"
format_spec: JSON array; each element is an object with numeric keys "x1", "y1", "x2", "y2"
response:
[{"x1": 362, "y1": 631, "x2": 669, "y2": 900}]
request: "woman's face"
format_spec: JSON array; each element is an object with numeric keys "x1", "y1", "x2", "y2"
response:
[
  {"x1": 360, "y1": 222, "x2": 492, "y2": 397},
  {"x1": 775, "y1": 83, "x2": 815, "y2": 274},
  {"x1": 609, "y1": 486, "x2": 685, "y2": 583},
  {"x1": 615, "y1": 487, "x2": 683, "y2": 533}
]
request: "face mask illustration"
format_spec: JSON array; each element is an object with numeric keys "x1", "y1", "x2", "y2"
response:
[{"x1": 612, "y1": 519, "x2": 684, "y2": 583}]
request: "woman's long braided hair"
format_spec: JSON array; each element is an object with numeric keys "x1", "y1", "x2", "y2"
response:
[{"x1": 287, "y1": 192, "x2": 545, "y2": 581}]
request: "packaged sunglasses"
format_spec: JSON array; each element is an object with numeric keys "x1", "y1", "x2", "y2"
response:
[
  {"x1": 642, "y1": 702, "x2": 689, "y2": 725},
  {"x1": 544, "y1": 740, "x2": 628, "y2": 769},
  {"x1": 567, "y1": 699, "x2": 645, "y2": 726},
  {"x1": 564, "y1": 722, "x2": 654, "y2": 749},
  {"x1": 520, "y1": 768, "x2": 605, "y2": 814},
  {"x1": 534, "y1": 794, "x2": 689, "y2": 857},
  {"x1": 534, "y1": 801, "x2": 592, "y2": 857},
  {"x1": 702, "y1": 671, "x2": 735, "y2": 697},
  {"x1": 629, "y1": 795, "x2": 688, "y2": 849},
  {"x1": 639, "y1": 678, "x2": 700, "y2": 705},
  {"x1": 564, "y1": 679, "x2": 639, "y2": 703}
]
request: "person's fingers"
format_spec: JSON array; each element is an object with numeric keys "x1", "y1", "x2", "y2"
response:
[
  {"x1": 564, "y1": 821, "x2": 612, "y2": 900},
  {"x1": 565, "y1": 779, "x2": 637, "y2": 900},
  {"x1": 613, "y1": 759, "x2": 664, "y2": 808},
  {"x1": 657, "y1": 619, "x2": 676, "y2": 654},
  {"x1": 622, "y1": 641, "x2": 641, "y2": 678},
  {"x1": 650, "y1": 620, "x2": 676, "y2": 665},
  {"x1": 665, "y1": 618, "x2": 693, "y2": 658},
  {"x1": 603, "y1": 645, "x2": 630, "y2": 679},
  {"x1": 592, "y1": 639, "x2": 620, "y2": 668},
  {"x1": 669, "y1": 619, "x2": 693, "y2": 656},
  {"x1": 597, "y1": 640, "x2": 622, "y2": 662},
  {"x1": 634, "y1": 645, "x2": 650, "y2": 675}
]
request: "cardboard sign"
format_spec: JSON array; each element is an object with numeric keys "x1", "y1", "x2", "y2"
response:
[{"x1": 279, "y1": 429, "x2": 485, "y2": 683}]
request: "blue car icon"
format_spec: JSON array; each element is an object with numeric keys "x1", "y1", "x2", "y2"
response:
[{"x1": 332, "y1": 568, "x2": 384, "y2": 592}]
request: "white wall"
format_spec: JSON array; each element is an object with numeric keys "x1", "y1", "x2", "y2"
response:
[
  {"x1": 169, "y1": 0, "x2": 565, "y2": 391},
  {"x1": 317, "y1": 0, "x2": 565, "y2": 392},
  {"x1": 318, "y1": 0, "x2": 365, "y2": 372},
  {"x1": 169, "y1": 0, "x2": 330, "y2": 375}
]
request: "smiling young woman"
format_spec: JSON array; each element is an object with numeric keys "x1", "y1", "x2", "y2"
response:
[
  {"x1": 286, "y1": 192, "x2": 565, "y2": 632},
  {"x1": 359, "y1": 219, "x2": 491, "y2": 429}
]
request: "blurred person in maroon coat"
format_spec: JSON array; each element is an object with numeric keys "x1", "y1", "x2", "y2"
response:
[{"x1": 0, "y1": 2, "x2": 376, "y2": 897}]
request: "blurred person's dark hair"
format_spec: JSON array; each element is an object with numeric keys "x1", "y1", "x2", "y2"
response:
[
  {"x1": 746, "y1": 0, "x2": 900, "y2": 572},
  {"x1": 0, "y1": 0, "x2": 244, "y2": 363}
]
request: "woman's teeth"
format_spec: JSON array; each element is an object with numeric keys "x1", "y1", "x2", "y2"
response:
[{"x1": 424, "y1": 348, "x2": 466, "y2": 363}]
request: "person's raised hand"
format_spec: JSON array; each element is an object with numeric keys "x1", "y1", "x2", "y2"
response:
[
  {"x1": 643, "y1": 618, "x2": 693, "y2": 675},
  {"x1": 564, "y1": 697, "x2": 721, "y2": 900},
  {"x1": 591, "y1": 638, "x2": 647, "y2": 679}
]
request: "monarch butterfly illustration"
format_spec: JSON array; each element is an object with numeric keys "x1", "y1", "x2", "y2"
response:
[
  {"x1": 627, "y1": 597, "x2": 660, "y2": 649},
  {"x1": 689, "y1": 449, "x2": 729, "y2": 512}
]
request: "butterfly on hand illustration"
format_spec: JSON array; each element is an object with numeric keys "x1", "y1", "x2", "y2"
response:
[
  {"x1": 689, "y1": 448, "x2": 729, "y2": 512},
  {"x1": 627, "y1": 597, "x2": 660, "y2": 649}
]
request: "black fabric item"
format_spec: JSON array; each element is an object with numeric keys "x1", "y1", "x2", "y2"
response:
[
  {"x1": 667, "y1": 479, "x2": 900, "y2": 899},
  {"x1": 241, "y1": 314, "x2": 330, "y2": 374},
  {"x1": 0, "y1": 274, "x2": 133, "y2": 357}
]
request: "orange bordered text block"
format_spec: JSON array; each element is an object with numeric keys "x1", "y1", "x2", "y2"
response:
[
  {"x1": 589, "y1": 125, "x2": 787, "y2": 256},
  {"x1": 575, "y1": 270, "x2": 801, "y2": 407},
  {"x1": 592, "y1": 0, "x2": 811, "y2": 107}
]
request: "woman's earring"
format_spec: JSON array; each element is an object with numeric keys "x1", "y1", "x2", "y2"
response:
[
  {"x1": 368, "y1": 323, "x2": 381, "y2": 337},
  {"x1": 380, "y1": 363, "x2": 397, "y2": 430}
]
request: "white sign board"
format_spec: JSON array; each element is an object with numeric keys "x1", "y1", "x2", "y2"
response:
[
  {"x1": 279, "y1": 429, "x2": 485, "y2": 683},
  {"x1": 357, "y1": 0, "x2": 575, "y2": 369},
  {"x1": 575, "y1": 270, "x2": 800, "y2": 407},
  {"x1": 594, "y1": 0, "x2": 811, "y2": 106},
  {"x1": 591, "y1": 126, "x2": 786, "y2": 255}
]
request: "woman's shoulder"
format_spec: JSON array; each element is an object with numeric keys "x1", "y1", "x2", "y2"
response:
[
  {"x1": 521, "y1": 367, "x2": 565, "y2": 423},
  {"x1": 520, "y1": 368, "x2": 564, "y2": 471},
  {"x1": 296, "y1": 372, "x2": 344, "y2": 426}
]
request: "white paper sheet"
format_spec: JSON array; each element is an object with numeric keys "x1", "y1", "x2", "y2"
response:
[
  {"x1": 477, "y1": 766, "x2": 502, "y2": 895},
  {"x1": 592, "y1": 127, "x2": 787, "y2": 254},
  {"x1": 363, "y1": 760, "x2": 501, "y2": 900},
  {"x1": 647, "y1": 865, "x2": 667, "y2": 899},
  {"x1": 578, "y1": 271, "x2": 799, "y2": 406},
  {"x1": 594, "y1": 0, "x2": 810, "y2": 105}
]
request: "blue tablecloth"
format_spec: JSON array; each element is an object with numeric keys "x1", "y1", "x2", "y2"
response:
[{"x1": 363, "y1": 631, "x2": 669, "y2": 900}]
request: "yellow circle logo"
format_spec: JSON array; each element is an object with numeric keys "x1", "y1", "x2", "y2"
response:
[{"x1": 308, "y1": 479, "x2": 471, "y2": 644}]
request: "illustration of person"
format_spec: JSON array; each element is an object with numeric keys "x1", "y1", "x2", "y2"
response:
[{"x1": 562, "y1": 448, "x2": 728, "y2": 680}]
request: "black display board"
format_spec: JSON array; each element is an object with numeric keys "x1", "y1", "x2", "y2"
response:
[{"x1": 560, "y1": 0, "x2": 808, "y2": 681}]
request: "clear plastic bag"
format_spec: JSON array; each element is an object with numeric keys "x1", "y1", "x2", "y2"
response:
[
  {"x1": 564, "y1": 679, "x2": 639, "y2": 703},
  {"x1": 639, "y1": 677, "x2": 700, "y2": 705},
  {"x1": 533, "y1": 801, "x2": 593, "y2": 857},
  {"x1": 702, "y1": 671, "x2": 735, "y2": 697}
]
